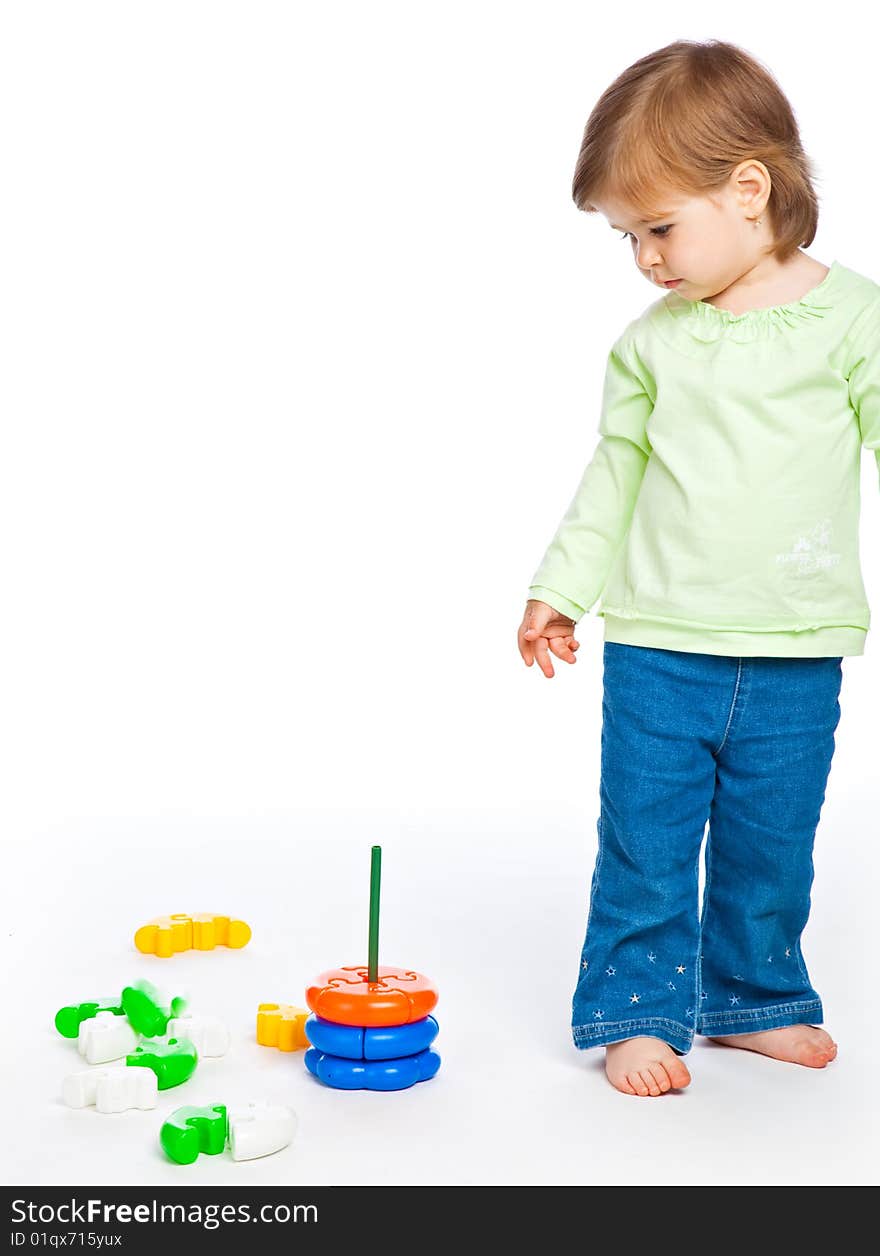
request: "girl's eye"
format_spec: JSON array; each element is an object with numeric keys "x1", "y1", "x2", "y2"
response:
[{"x1": 619, "y1": 226, "x2": 672, "y2": 241}]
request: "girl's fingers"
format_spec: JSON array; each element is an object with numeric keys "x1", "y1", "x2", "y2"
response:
[
  {"x1": 518, "y1": 625, "x2": 535, "y2": 665},
  {"x1": 548, "y1": 636, "x2": 577, "y2": 664},
  {"x1": 534, "y1": 637, "x2": 555, "y2": 678},
  {"x1": 519, "y1": 611, "x2": 551, "y2": 662}
]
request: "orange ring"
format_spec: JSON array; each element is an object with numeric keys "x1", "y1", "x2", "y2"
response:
[{"x1": 306, "y1": 965, "x2": 438, "y2": 1027}]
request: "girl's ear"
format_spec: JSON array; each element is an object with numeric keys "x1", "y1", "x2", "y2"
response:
[{"x1": 731, "y1": 159, "x2": 771, "y2": 219}]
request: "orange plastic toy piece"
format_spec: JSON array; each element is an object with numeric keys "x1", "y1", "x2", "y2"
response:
[
  {"x1": 306, "y1": 965, "x2": 438, "y2": 1027},
  {"x1": 134, "y1": 914, "x2": 252, "y2": 959},
  {"x1": 256, "y1": 1003, "x2": 310, "y2": 1052}
]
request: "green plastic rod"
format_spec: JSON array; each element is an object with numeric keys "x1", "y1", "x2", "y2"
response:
[{"x1": 368, "y1": 845, "x2": 382, "y2": 983}]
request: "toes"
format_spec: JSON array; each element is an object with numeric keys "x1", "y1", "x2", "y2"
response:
[
  {"x1": 646, "y1": 1064, "x2": 671, "y2": 1093},
  {"x1": 797, "y1": 1042, "x2": 834, "y2": 1068},
  {"x1": 799, "y1": 1029, "x2": 838, "y2": 1067},
  {"x1": 605, "y1": 1041, "x2": 691, "y2": 1095},
  {"x1": 809, "y1": 1027, "x2": 836, "y2": 1053},
  {"x1": 809, "y1": 1029, "x2": 838, "y2": 1066},
  {"x1": 666, "y1": 1057, "x2": 692, "y2": 1089}
]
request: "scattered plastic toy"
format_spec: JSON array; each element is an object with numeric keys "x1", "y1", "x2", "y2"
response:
[
  {"x1": 77, "y1": 1012, "x2": 139, "y2": 1065},
  {"x1": 121, "y1": 979, "x2": 186, "y2": 1037},
  {"x1": 256, "y1": 1003, "x2": 309, "y2": 1052},
  {"x1": 167, "y1": 1014, "x2": 229, "y2": 1058},
  {"x1": 127, "y1": 1034, "x2": 198, "y2": 1089},
  {"x1": 134, "y1": 914, "x2": 252, "y2": 958},
  {"x1": 63, "y1": 1065, "x2": 158, "y2": 1113},
  {"x1": 227, "y1": 1102, "x2": 297, "y2": 1161},
  {"x1": 160, "y1": 1104, "x2": 227, "y2": 1164},
  {"x1": 305, "y1": 847, "x2": 441, "y2": 1091},
  {"x1": 55, "y1": 998, "x2": 125, "y2": 1039},
  {"x1": 160, "y1": 1102, "x2": 297, "y2": 1164}
]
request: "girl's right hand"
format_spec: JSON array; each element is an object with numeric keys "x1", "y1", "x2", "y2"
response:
[{"x1": 517, "y1": 599, "x2": 580, "y2": 678}]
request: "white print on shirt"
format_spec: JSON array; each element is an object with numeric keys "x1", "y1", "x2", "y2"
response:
[{"x1": 775, "y1": 519, "x2": 841, "y2": 574}]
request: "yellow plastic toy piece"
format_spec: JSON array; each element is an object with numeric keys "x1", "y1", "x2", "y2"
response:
[
  {"x1": 256, "y1": 1003, "x2": 310, "y2": 1052},
  {"x1": 134, "y1": 914, "x2": 252, "y2": 958}
]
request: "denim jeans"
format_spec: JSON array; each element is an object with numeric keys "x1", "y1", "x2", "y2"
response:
[{"x1": 573, "y1": 642, "x2": 843, "y2": 1055}]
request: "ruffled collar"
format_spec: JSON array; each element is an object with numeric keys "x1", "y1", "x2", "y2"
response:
[{"x1": 659, "y1": 260, "x2": 843, "y2": 343}]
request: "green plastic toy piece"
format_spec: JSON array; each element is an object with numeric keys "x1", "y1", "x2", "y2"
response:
[
  {"x1": 160, "y1": 1104, "x2": 227, "y2": 1164},
  {"x1": 54, "y1": 997, "x2": 125, "y2": 1039},
  {"x1": 121, "y1": 979, "x2": 186, "y2": 1037},
  {"x1": 127, "y1": 1035, "x2": 198, "y2": 1089}
]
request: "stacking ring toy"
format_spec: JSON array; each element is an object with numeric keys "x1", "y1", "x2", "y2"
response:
[{"x1": 305, "y1": 847, "x2": 442, "y2": 1091}]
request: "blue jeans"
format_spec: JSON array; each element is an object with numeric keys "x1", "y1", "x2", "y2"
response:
[{"x1": 573, "y1": 642, "x2": 843, "y2": 1055}]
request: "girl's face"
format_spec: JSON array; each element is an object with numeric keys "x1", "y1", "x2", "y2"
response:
[{"x1": 593, "y1": 181, "x2": 768, "y2": 302}]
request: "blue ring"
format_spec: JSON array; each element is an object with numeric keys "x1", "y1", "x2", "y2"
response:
[
  {"x1": 304, "y1": 1046, "x2": 441, "y2": 1091},
  {"x1": 305, "y1": 1013, "x2": 439, "y2": 1060}
]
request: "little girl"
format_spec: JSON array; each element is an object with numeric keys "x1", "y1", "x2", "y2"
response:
[{"x1": 518, "y1": 38, "x2": 880, "y2": 1097}]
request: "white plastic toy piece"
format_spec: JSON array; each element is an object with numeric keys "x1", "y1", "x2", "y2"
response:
[
  {"x1": 77, "y1": 1012, "x2": 139, "y2": 1064},
  {"x1": 166, "y1": 1014, "x2": 230, "y2": 1058},
  {"x1": 63, "y1": 1066, "x2": 158, "y2": 1113},
  {"x1": 227, "y1": 1102, "x2": 297, "y2": 1161}
]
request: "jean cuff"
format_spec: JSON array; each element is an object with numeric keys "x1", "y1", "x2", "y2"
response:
[
  {"x1": 696, "y1": 997, "x2": 822, "y2": 1037},
  {"x1": 573, "y1": 1015, "x2": 693, "y2": 1055}
]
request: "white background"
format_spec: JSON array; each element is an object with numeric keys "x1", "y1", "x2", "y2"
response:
[{"x1": 1, "y1": 1, "x2": 877, "y2": 1187}]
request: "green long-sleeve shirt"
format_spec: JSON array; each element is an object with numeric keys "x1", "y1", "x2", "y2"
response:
[{"x1": 528, "y1": 259, "x2": 880, "y2": 656}]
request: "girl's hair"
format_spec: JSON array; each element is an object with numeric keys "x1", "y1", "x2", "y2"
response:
[{"x1": 572, "y1": 40, "x2": 819, "y2": 263}]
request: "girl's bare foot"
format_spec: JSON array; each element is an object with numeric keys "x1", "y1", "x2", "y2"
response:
[
  {"x1": 605, "y1": 1036, "x2": 692, "y2": 1096},
  {"x1": 708, "y1": 1023, "x2": 837, "y2": 1068}
]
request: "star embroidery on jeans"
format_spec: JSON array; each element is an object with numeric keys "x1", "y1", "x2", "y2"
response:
[
  {"x1": 606, "y1": 966, "x2": 616, "y2": 976},
  {"x1": 685, "y1": 1007, "x2": 694, "y2": 1018},
  {"x1": 582, "y1": 959, "x2": 589, "y2": 971},
  {"x1": 647, "y1": 952, "x2": 656, "y2": 963},
  {"x1": 675, "y1": 965, "x2": 686, "y2": 974},
  {"x1": 767, "y1": 955, "x2": 773, "y2": 963},
  {"x1": 785, "y1": 947, "x2": 791, "y2": 957},
  {"x1": 667, "y1": 981, "x2": 676, "y2": 991},
  {"x1": 729, "y1": 994, "x2": 740, "y2": 1005},
  {"x1": 630, "y1": 993, "x2": 640, "y2": 1004},
  {"x1": 593, "y1": 1010, "x2": 604, "y2": 1019},
  {"x1": 700, "y1": 992, "x2": 708, "y2": 1000},
  {"x1": 733, "y1": 974, "x2": 744, "y2": 981}
]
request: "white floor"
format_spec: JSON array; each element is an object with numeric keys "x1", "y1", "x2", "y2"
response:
[{"x1": 1, "y1": 804, "x2": 876, "y2": 1187}]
